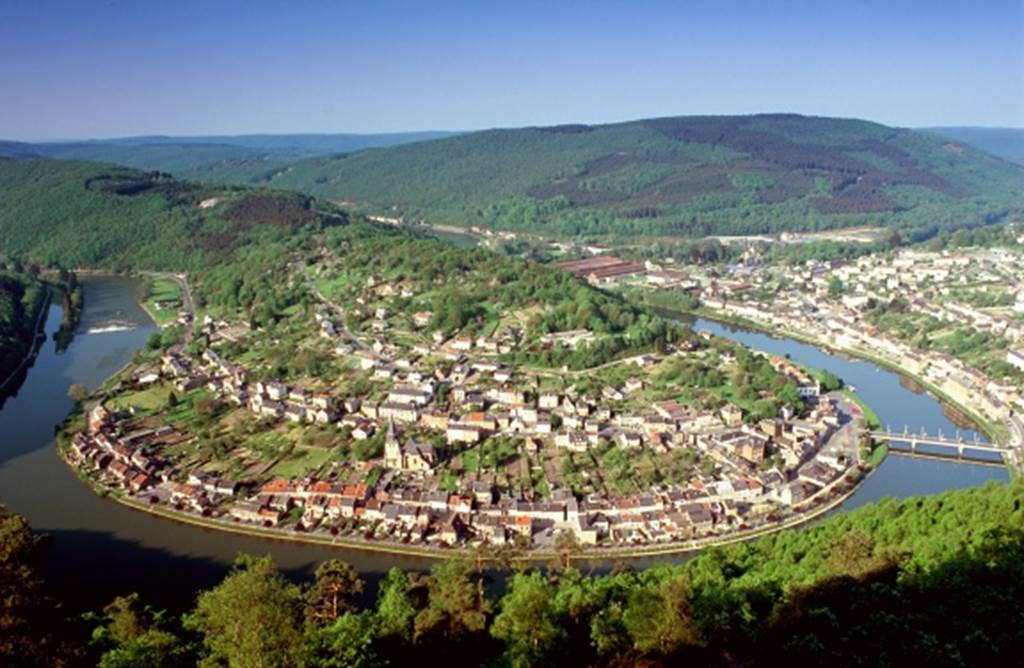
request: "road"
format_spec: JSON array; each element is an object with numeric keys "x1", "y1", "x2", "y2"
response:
[
  {"x1": 173, "y1": 273, "x2": 195, "y2": 341},
  {"x1": 294, "y1": 258, "x2": 371, "y2": 353},
  {"x1": 825, "y1": 391, "x2": 864, "y2": 464}
]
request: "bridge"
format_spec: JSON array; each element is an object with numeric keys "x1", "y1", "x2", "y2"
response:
[{"x1": 870, "y1": 429, "x2": 1009, "y2": 467}]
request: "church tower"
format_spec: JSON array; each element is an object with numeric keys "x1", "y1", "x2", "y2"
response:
[{"x1": 383, "y1": 418, "x2": 402, "y2": 469}]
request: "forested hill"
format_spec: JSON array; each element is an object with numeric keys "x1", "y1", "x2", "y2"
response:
[
  {"x1": 0, "y1": 158, "x2": 344, "y2": 271},
  {"x1": 188, "y1": 114, "x2": 1024, "y2": 241},
  {"x1": 0, "y1": 269, "x2": 47, "y2": 384},
  {"x1": 0, "y1": 131, "x2": 458, "y2": 177},
  {"x1": 0, "y1": 157, "x2": 675, "y2": 366},
  {"x1": 924, "y1": 127, "x2": 1024, "y2": 166}
]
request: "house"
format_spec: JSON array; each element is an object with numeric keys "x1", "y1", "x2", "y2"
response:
[
  {"x1": 264, "y1": 382, "x2": 288, "y2": 401},
  {"x1": 555, "y1": 430, "x2": 589, "y2": 452},
  {"x1": 469, "y1": 481, "x2": 493, "y2": 505},
  {"x1": 88, "y1": 403, "x2": 110, "y2": 433},
  {"x1": 378, "y1": 402, "x2": 420, "y2": 422},
  {"x1": 230, "y1": 501, "x2": 265, "y2": 524},
  {"x1": 284, "y1": 403, "x2": 307, "y2": 423},
  {"x1": 473, "y1": 515, "x2": 507, "y2": 544},
  {"x1": 309, "y1": 407, "x2": 337, "y2": 424},
  {"x1": 538, "y1": 391, "x2": 561, "y2": 409},
  {"x1": 352, "y1": 422, "x2": 376, "y2": 440},
  {"x1": 387, "y1": 386, "x2": 433, "y2": 406},
  {"x1": 421, "y1": 411, "x2": 451, "y2": 431},
  {"x1": 1008, "y1": 348, "x2": 1024, "y2": 372},
  {"x1": 720, "y1": 404, "x2": 743, "y2": 427},
  {"x1": 129, "y1": 472, "x2": 154, "y2": 492},
  {"x1": 616, "y1": 431, "x2": 643, "y2": 449},
  {"x1": 447, "y1": 423, "x2": 484, "y2": 444},
  {"x1": 438, "y1": 513, "x2": 470, "y2": 544},
  {"x1": 258, "y1": 507, "x2": 284, "y2": 526},
  {"x1": 401, "y1": 442, "x2": 437, "y2": 473}
]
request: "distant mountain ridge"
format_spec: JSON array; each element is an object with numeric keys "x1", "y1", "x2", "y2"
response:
[
  {"x1": 0, "y1": 131, "x2": 459, "y2": 177},
  {"x1": 3, "y1": 116, "x2": 1021, "y2": 241},
  {"x1": 923, "y1": 127, "x2": 1024, "y2": 166},
  {"x1": 183, "y1": 114, "x2": 1024, "y2": 240}
]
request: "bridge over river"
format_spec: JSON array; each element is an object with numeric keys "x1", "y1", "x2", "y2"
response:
[{"x1": 871, "y1": 430, "x2": 1015, "y2": 469}]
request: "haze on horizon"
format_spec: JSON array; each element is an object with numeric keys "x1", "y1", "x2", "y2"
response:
[{"x1": 1, "y1": 0, "x2": 1022, "y2": 141}]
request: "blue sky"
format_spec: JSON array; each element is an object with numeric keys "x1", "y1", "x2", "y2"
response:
[{"x1": 1, "y1": 0, "x2": 1021, "y2": 139}]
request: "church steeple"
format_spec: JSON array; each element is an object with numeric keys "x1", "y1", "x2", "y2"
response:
[{"x1": 384, "y1": 417, "x2": 401, "y2": 469}]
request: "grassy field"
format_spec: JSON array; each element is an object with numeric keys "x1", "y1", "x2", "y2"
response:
[
  {"x1": 143, "y1": 276, "x2": 182, "y2": 325},
  {"x1": 269, "y1": 446, "x2": 335, "y2": 478},
  {"x1": 109, "y1": 383, "x2": 172, "y2": 412}
]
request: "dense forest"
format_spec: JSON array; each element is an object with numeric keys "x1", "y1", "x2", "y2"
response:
[
  {"x1": 154, "y1": 114, "x2": 1024, "y2": 242},
  {"x1": 0, "y1": 158, "x2": 344, "y2": 271},
  {"x1": 0, "y1": 265, "x2": 47, "y2": 385},
  {"x1": 3, "y1": 480, "x2": 1022, "y2": 667}
]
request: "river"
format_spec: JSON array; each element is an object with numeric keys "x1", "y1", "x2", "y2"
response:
[{"x1": 0, "y1": 276, "x2": 1008, "y2": 611}]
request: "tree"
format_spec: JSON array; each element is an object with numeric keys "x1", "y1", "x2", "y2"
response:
[
  {"x1": 185, "y1": 555, "x2": 304, "y2": 668},
  {"x1": 622, "y1": 573, "x2": 698, "y2": 656},
  {"x1": 98, "y1": 629, "x2": 191, "y2": 668},
  {"x1": 146, "y1": 332, "x2": 163, "y2": 350},
  {"x1": 552, "y1": 530, "x2": 583, "y2": 571},
  {"x1": 301, "y1": 612, "x2": 382, "y2": 668},
  {"x1": 375, "y1": 568, "x2": 416, "y2": 641},
  {"x1": 816, "y1": 370, "x2": 842, "y2": 392},
  {"x1": 101, "y1": 593, "x2": 150, "y2": 645},
  {"x1": 413, "y1": 560, "x2": 491, "y2": 642},
  {"x1": 491, "y1": 572, "x2": 566, "y2": 667},
  {"x1": 0, "y1": 507, "x2": 69, "y2": 665},
  {"x1": 825, "y1": 530, "x2": 901, "y2": 578},
  {"x1": 68, "y1": 383, "x2": 89, "y2": 402},
  {"x1": 827, "y1": 275, "x2": 845, "y2": 298},
  {"x1": 306, "y1": 559, "x2": 363, "y2": 626}
]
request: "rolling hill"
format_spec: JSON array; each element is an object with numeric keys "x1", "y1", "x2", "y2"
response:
[
  {"x1": 924, "y1": 127, "x2": 1024, "y2": 166},
  {"x1": 187, "y1": 114, "x2": 1024, "y2": 240},
  {"x1": 0, "y1": 158, "x2": 345, "y2": 271},
  {"x1": 0, "y1": 131, "x2": 457, "y2": 180}
]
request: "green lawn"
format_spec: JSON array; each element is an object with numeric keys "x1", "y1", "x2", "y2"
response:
[
  {"x1": 149, "y1": 277, "x2": 181, "y2": 302},
  {"x1": 144, "y1": 276, "x2": 183, "y2": 325},
  {"x1": 462, "y1": 450, "x2": 480, "y2": 473},
  {"x1": 110, "y1": 384, "x2": 172, "y2": 412},
  {"x1": 269, "y1": 446, "x2": 334, "y2": 478}
]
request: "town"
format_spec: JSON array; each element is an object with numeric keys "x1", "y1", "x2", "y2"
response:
[
  {"x1": 62, "y1": 260, "x2": 871, "y2": 554},
  {"x1": 558, "y1": 235, "x2": 1024, "y2": 462}
]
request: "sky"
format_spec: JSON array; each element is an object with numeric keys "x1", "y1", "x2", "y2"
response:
[{"x1": 1, "y1": 0, "x2": 1022, "y2": 140}]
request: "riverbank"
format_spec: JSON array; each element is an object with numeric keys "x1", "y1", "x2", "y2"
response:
[
  {"x1": 60, "y1": 433, "x2": 872, "y2": 562},
  {"x1": 52, "y1": 271, "x2": 886, "y2": 562},
  {"x1": 6, "y1": 272, "x2": 1007, "y2": 613},
  {"x1": 685, "y1": 305, "x2": 1007, "y2": 445},
  {"x1": 0, "y1": 286, "x2": 52, "y2": 395}
]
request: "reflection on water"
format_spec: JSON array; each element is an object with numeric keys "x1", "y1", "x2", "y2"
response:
[{"x1": 76, "y1": 277, "x2": 152, "y2": 334}]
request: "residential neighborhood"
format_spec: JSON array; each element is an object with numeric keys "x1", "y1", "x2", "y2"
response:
[{"x1": 63, "y1": 277, "x2": 869, "y2": 553}]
